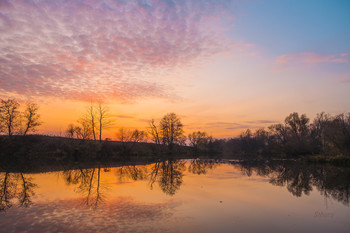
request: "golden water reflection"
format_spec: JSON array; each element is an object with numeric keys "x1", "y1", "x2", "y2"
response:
[{"x1": 0, "y1": 159, "x2": 349, "y2": 233}]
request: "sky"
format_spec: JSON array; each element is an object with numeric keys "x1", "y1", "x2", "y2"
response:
[{"x1": 0, "y1": 0, "x2": 349, "y2": 138}]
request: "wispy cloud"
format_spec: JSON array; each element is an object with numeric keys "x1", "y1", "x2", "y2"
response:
[
  {"x1": 206, "y1": 122, "x2": 241, "y2": 126},
  {"x1": 245, "y1": 120, "x2": 279, "y2": 124},
  {"x1": 115, "y1": 115, "x2": 135, "y2": 119},
  {"x1": 0, "y1": 0, "x2": 233, "y2": 102},
  {"x1": 276, "y1": 52, "x2": 349, "y2": 64},
  {"x1": 225, "y1": 125, "x2": 255, "y2": 130},
  {"x1": 201, "y1": 120, "x2": 277, "y2": 131}
]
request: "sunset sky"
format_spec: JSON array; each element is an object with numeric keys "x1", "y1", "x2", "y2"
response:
[{"x1": 1, "y1": 0, "x2": 349, "y2": 138}]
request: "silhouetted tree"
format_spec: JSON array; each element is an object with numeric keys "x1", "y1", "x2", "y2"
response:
[
  {"x1": 78, "y1": 103, "x2": 113, "y2": 142},
  {"x1": 310, "y1": 112, "x2": 330, "y2": 154},
  {"x1": 75, "y1": 119, "x2": 92, "y2": 140},
  {"x1": 322, "y1": 113, "x2": 350, "y2": 156},
  {"x1": 86, "y1": 103, "x2": 97, "y2": 141},
  {"x1": 206, "y1": 137, "x2": 225, "y2": 156},
  {"x1": 268, "y1": 123, "x2": 288, "y2": 145},
  {"x1": 0, "y1": 98, "x2": 21, "y2": 136},
  {"x1": 284, "y1": 112, "x2": 310, "y2": 140},
  {"x1": 22, "y1": 103, "x2": 41, "y2": 136},
  {"x1": 116, "y1": 128, "x2": 147, "y2": 154},
  {"x1": 159, "y1": 113, "x2": 185, "y2": 148},
  {"x1": 97, "y1": 103, "x2": 113, "y2": 142},
  {"x1": 188, "y1": 131, "x2": 209, "y2": 152},
  {"x1": 148, "y1": 119, "x2": 160, "y2": 145},
  {"x1": 239, "y1": 129, "x2": 257, "y2": 156},
  {"x1": 66, "y1": 123, "x2": 75, "y2": 138}
]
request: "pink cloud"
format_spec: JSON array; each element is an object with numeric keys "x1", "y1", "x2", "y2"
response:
[
  {"x1": 0, "y1": 0, "x2": 234, "y2": 102},
  {"x1": 340, "y1": 77, "x2": 350, "y2": 83},
  {"x1": 276, "y1": 52, "x2": 349, "y2": 64}
]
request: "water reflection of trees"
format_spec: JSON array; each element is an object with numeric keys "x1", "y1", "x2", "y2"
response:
[
  {"x1": 188, "y1": 159, "x2": 217, "y2": 175},
  {"x1": 62, "y1": 167, "x2": 106, "y2": 208},
  {"x1": 149, "y1": 159, "x2": 216, "y2": 195},
  {"x1": 61, "y1": 160, "x2": 188, "y2": 203},
  {"x1": 237, "y1": 161, "x2": 350, "y2": 206},
  {"x1": 0, "y1": 172, "x2": 37, "y2": 211},
  {"x1": 2, "y1": 159, "x2": 349, "y2": 211},
  {"x1": 152, "y1": 160, "x2": 186, "y2": 196},
  {"x1": 117, "y1": 165, "x2": 148, "y2": 182}
]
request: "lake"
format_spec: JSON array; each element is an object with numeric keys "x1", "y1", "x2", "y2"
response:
[{"x1": 0, "y1": 159, "x2": 349, "y2": 233}]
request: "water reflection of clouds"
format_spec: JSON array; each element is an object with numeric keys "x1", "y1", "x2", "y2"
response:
[
  {"x1": 0, "y1": 197, "x2": 180, "y2": 233},
  {"x1": 1, "y1": 160, "x2": 350, "y2": 233},
  {"x1": 242, "y1": 177, "x2": 270, "y2": 183},
  {"x1": 205, "y1": 173, "x2": 270, "y2": 183}
]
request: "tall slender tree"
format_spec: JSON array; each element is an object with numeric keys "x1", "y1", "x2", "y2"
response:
[
  {"x1": 22, "y1": 103, "x2": 41, "y2": 136},
  {"x1": 148, "y1": 119, "x2": 160, "y2": 145},
  {"x1": 87, "y1": 103, "x2": 96, "y2": 140},
  {"x1": 97, "y1": 103, "x2": 113, "y2": 142}
]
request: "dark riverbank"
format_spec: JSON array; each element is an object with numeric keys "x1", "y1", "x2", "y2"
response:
[
  {"x1": 1, "y1": 135, "x2": 349, "y2": 174},
  {"x1": 302, "y1": 154, "x2": 350, "y2": 166},
  {"x1": 0, "y1": 135, "x2": 196, "y2": 172}
]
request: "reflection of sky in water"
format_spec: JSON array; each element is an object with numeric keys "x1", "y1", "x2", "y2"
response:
[
  {"x1": 2, "y1": 197, "x2": 180, "y2": 233},
  {"x1": 0, "y1": 160, "x2": 349, "y2": 233}
]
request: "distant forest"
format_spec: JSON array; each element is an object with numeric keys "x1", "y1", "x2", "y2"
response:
[{"x1": 1, "y1": 98, "x2": 349, "y2": 163}]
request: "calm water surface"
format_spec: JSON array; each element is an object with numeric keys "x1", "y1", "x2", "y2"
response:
[{"x1": 0, "y1": 159, "x2": 349, "y2": 233}]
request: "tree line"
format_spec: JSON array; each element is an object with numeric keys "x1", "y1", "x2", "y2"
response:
[
  {"x1": 66, "y1": 108, "x2": 222, "y2": 155},
  {"x1": 1, "y1": 98, "x2": 349, "y2": 159},
  {"x1": 225, "y1": 112, "x2": 350, "y2": 158}
]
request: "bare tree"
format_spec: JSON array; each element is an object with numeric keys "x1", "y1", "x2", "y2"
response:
[
  {"x1": 88, "y1": 103, "x2": 97, "y2": 140},
  {"x1": 22, "y1": 103, "x2": 41, "y2": 136},
  {"x1": 148, "y1": 119, "x2": 160, "y2": 144},
  {"x1": 75, "y1": 119, "x2": 92, "y2": 140},
  {"x1": 66, "y1": 124, "x2": 75, "y2": 138},
  {"x1": 159, "y1": 113, "x2": 185, "y2": 147},
  {"x1": 188, "y1": 131, "x2": 209, "y2": 151},
  {"x1": 97, "y1": 103, "x2": 113, "y2": 142},
  {"x1": 116, "y1": 128, "x2": 146, "y2": 154},
  {"x1": 0, "y1": 98, "x2": 21, "y2": 136},
  {"x1": 80, "y1": 103, "x2": 97, "y2": 140},
  {"x1": 69, "y1": 102, "x2": 113, "y2": 141}
]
